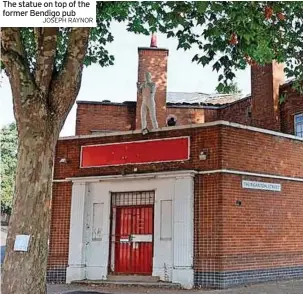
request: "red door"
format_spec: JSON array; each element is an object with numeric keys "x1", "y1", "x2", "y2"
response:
[{"x1": 114, "y1": 206, "x2": 153, "y2": 274}]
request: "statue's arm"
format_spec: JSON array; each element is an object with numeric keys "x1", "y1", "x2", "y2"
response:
[
  {"x1": 137, "y1": 82, "x2": 144, "y2": 93},
  {"x1": 150, "y1": 83, "x2": 157, "y2": 98}
]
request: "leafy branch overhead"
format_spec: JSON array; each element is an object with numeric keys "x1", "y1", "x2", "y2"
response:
[
  {"x1": 0, "y1": 3, "x2": 302, "y2": 293},
  {"x1": 1, "y1": 1, "x2": 302, "y2": 92}
]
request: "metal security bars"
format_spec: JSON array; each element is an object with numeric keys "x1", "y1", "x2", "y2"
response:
[{"x1": 111, "y1": 191, "x2": 155, "y2": 207}]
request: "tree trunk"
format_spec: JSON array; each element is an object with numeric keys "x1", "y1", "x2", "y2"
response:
[
  {"x1": 2, "y1": 120, "x2": 60, "y2": 294},
  {"x1": 1, "y1": 27, "x2": 90, "y2": 294}
]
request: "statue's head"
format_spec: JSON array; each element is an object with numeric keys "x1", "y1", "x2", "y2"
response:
[{"x1": 145, "y1": 72, "x2": 152, "y2": 82}]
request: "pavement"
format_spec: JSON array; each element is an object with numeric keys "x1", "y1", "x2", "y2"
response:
[
  {"x1": 2, "y1": 226, "x2": 302, "y2": 293},
  {"x1": 47, "y1": 279, "x2": 303, "y2": 294}
]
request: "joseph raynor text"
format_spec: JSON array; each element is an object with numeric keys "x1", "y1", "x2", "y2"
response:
[{"x1": 42, "y1": 16, "x2": 94, "y2": 24}]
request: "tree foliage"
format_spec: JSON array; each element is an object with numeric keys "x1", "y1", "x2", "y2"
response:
[
  {"x1": 216, "y1": 81, "x2": 242, "y2": 95},
  {"x1": 1, "y1": 1, "x2": 302, "y2": 92},
  {"x1": 0, "y1": 123, "x2": 17, "y2": 215}
]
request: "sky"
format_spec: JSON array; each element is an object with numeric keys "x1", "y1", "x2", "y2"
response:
[{"x1": 0, "y1": 22, "x2": 251, "y2": 136}]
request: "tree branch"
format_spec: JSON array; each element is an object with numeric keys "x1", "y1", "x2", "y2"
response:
[
  {"x1": 34, "y1": 28, "x2": 42, "y2": 51},
  {"x1": 49, "y1": 28, "x2": 90, "y2": 121},
  {"x1": 35, "y1": 28, "x2": 58, "y2": 94},
  {"x1": 1, "y1": 28, "x2": 38, "y2": 122}
]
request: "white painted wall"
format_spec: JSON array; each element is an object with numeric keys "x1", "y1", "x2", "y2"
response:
[
  {"x1": 66, "y1": 171, "x2": 195, "y2": 288},
  {"x1": 66, "y1": 182, "x2": 87, "y2": 282},
  {"x1": 85, "y1": 182, "x2": 111, "y2": 280}
]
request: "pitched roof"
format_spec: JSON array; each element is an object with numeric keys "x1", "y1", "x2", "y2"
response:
[
  {"x1": 77, "y1": 92, "x2": 248, "y2": 108},
  {"x1": 167, "y1": 92, "x2": 244, "y2": 106}
]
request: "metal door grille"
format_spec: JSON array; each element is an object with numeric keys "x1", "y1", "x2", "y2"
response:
[
  {"x1": 111, "y1": 191, "x2": 155, "y2": 207},
  {"x1": 110, "y1": 191, "x2": 155, "y2": 275}
]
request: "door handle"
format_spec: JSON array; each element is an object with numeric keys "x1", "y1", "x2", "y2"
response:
[{"x1": 129, "y1": 234, "x2": 134, "y2": 242}]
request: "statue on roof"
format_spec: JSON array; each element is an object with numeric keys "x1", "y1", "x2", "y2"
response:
[{"x1": 137, "y1": 71, "x2": 158, "y2": 133}]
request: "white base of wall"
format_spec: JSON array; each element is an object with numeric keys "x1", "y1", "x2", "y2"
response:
[
  {"x1": 172, "y1": 268, "x2": 194, "y2": 289},
  {"x1": 86, "y1": 266, "x2": 107, "y2": 280},
  {"x1": 153, "y1": 266, "x2": 173, "y2": 282},
  {"x1": 66, "y1": 266, "x2": 193, "y2": 288},
  {"x1": 66, "y1": 265, "x2": 85, "y2": 283}
]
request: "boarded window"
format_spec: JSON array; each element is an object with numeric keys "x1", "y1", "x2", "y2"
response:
[
  {"x1": 92, "y1": 203, "x2": 103, "y2": 241},
  {"x1": 160, "y1": 200, "x2": 172, "y2": 240}
]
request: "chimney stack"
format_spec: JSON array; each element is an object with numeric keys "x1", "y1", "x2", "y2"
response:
[
  {"x1": 136, "y1": 34, "x2": 169, "y2": 129},
  {"x1": 251, "y1": 61, "x2": 285, "y2": 131},
  {"x1": 150, "y1": 33, "x2": 157, "y2": 48}
]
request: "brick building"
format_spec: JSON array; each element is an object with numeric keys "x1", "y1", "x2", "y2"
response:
[{"x1": 48, "y1": 39, "x2": 303, "y2": 289}]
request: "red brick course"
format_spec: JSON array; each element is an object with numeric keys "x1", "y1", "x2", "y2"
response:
[
  {"x1": 194, "y1": 169, "x2": 303, "y2": 273},
  {"x1": 220, "y1": 126, "x2": 303, "y2": 178},
  {"x1": 167, "y1": 107, "x2": 218, "y2": 125},
  {"x1": 48, "y1": 182, "x2": 72, "y2": 267},
  {"x1": 251, "y1": 62, "x2": 284, "y2": 131},
  {"x1": 194, "y1": 173, "x2": 222, "y2": 272},
  {"x1": 219, "y1": 97, "x2": 252, "y2": 125},
  {"x1": 219, "y1": 174, "x2": 303, "y2": 271},
  {"x1": 76, "y1": 102, "x2": 136, "y2": 135},
  {"x1": 54, "y1": 125, "x2": 303, "y2": 181}
]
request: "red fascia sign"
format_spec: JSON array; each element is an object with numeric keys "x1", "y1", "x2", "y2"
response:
[{"x1": 80, "y1": 137, "x2": 190, "y2": 168}]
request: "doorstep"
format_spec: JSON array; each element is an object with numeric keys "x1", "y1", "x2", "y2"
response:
[
  {"x1": 71, "y1": 278, "x2": 181, "y2": 289},
  {"x1": 107, "y1": 275, "x2": 160, "y2": 282}
]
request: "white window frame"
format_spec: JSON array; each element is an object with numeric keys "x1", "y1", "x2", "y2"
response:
[{"x1": 294, "y1": 113, "x2": 303, "y2": 137}]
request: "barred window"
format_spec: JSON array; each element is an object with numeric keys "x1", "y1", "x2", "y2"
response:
[
  {"x1": 111, "y1": 191, "x2": 155, "y2": 206},
  {"x1": 295, "y1": 113, "x2": 303, "y2": 137}
]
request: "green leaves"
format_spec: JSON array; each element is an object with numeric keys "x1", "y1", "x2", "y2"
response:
[
  {"x1": 216, "y1": 81, "x2": 242, "y2": 94},
  {"x1": 196, "y1": 2, "x2": 208, "y2": 14},
  {"x1": 3, "y1": 1, "x2": 303, "y2": 89},
  {"x1": 0, "y1": 123, "x2": 17, "y2": 214},
  {"x1": 195, "y1": 56, "x2": 208, "y2": 66},
  {"x1": 213, "y1": 61, "x2": 221, "y2": 72}
]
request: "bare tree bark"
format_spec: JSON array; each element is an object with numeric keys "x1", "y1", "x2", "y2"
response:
[
  {"x1": 34, "y1": 28, "x2": 58, "y2": 94},
  {"x1": 2, "y1": 123, "x2": 60, "y2": 294},
  {"x1": 1, "y1": 27, "x2": 90, "y2": 294}
]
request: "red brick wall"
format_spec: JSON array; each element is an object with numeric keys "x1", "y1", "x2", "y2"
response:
[
  {"x1": 136, "y1": 48, "x2": 168, "y2": 129},
  {"x1": 48, "y1": 182, "x2": 72, "y2": 267},
  {"x1": 280, "y1": 85, "x2": 303, "y2": 135},
  {"x1": 220, "y1": 126, "x2": 303, "y2": 178},
  {"x1": 54, "y1": 125, "x2": 222, "y2": 180},
  {"x1": 194, "y1": 174, "x2": 303, "y2": 273},
  {"x1": 220, "y1": 174, "x2": 303, "y2": 271},
  {"x1": 194, "y1": 173, "x2": 222, "y2": 272},
  {"x1": 54, "y1": 125, "x2": 302, "y2": 180},
  {"x1": 75, "y1": 102, "x2": 136, "y2": 135},
  {"x1": 75, "y1": 103, "x2": 220, "y2": 135},
  {"x1": 49, "y1": 124, "x2": 303, "y2": 277},
  {"x1": 53, "y1": 124, "x2": 303, "y2": 183},
  {"x1": 219, "y1": 97, "x2": 252, "y2": 125},
  {"x1": 167, "y1": 107, "x2": 218, "y2": 125},
  {"x1": 251, "y1": 62, "x2": 284, "y2": 131},
  {"x1": 49, "y1": 125, "x2": 222, "y2": 275},
  {"x1": 193, "y1": 125, "x2": 303, "y2": 274}
]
